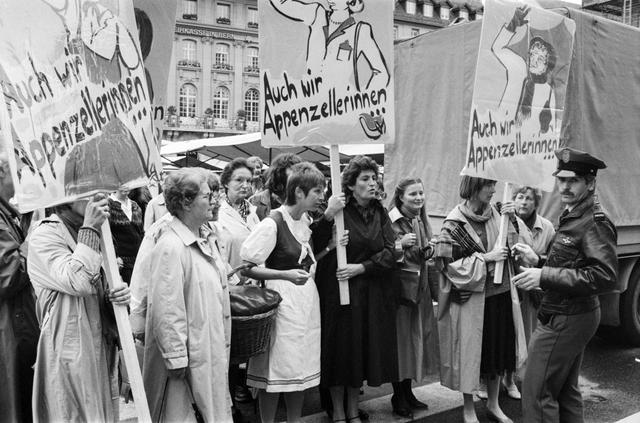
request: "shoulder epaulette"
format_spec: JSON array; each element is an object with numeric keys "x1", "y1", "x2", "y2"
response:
[{"x1": 593, "y1": 200, "x2": 606, "y2": 222}]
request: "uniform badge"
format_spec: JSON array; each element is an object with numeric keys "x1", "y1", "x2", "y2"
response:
[
  {"x1": 561, "y1": 236, "x2": 574, "y2": 245},
  {"x1": 562, "y1": 149, "x2": 571, "y2": 163}
]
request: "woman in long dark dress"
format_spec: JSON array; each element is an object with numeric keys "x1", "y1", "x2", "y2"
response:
[{"x1": 313, "y1": 156, "x2": 398, "y2": 423}]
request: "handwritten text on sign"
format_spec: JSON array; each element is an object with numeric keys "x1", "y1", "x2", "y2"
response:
[
  {"x1": 461, "y1": 0, "x2": 575, "y2": 191},
  {"x1": 260, "y1": 0, "x2": 394, "y2": 147},
  {"x1": 0, "y1": 0, "x2": 162, "y2": 212}
]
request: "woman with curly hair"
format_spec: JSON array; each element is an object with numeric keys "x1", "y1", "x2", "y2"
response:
[{"x1": 313, "y1": 155, "x2": 398, "y2": 423}]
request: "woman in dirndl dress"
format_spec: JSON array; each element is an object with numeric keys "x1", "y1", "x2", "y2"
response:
[{"x1": 240, "y1": 162, "x2": 335, "y2": 423}]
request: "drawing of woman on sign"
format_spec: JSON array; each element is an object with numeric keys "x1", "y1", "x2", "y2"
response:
[
  {"x1": 492, "y1": 5, "x2": 557, "y2": 134},
  {"x1": 269, "y1": 0, "x2": 390, "y2": 92}
]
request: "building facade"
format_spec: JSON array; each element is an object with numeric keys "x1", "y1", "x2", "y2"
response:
[
  {"x1": 582, "y1": 0, "x2": 640, "y2": 27},
  {"x1": 164, "y1": 0, "x2": 483, "y2": 141}
]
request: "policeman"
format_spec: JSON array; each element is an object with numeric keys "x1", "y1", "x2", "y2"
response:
[{"x1": 511, "y1": 147, "x2": 618, "y2": 423}]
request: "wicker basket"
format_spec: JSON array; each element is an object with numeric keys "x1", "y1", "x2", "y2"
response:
[{"x1": 230, "y1": 307, "x2": 278, "y2": 364}]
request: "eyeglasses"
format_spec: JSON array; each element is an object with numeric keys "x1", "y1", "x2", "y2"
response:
[{"x1": 200, "y1": 190, "x2": 220, "y2": 201}]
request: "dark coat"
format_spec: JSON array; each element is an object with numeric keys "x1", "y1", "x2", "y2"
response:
[
  {"x1": 312, "y1": 199, "x2": 399, "y2": 387},
  {"x1": 540, "y1": 196, "x2": 618, "y2": 315},
  {"x1": 0, "y1": 197, "x2": 39, "y2": 422}
]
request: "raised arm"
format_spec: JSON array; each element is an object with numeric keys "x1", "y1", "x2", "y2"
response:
[{"x1": 269, "y1": 0, "x2": 321, "y2": 25}]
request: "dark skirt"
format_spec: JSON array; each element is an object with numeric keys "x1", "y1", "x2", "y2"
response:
[
  {"x1": 480, "y1": 291, "x2": 516, "y2": 377},
  {"x1": 318, "y1": 275, "x2": 399, "y2": 388}
]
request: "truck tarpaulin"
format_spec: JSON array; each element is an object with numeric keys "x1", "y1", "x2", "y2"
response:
[{"x1": 387, "y1": 8, "x2": 640, "y2": 228}]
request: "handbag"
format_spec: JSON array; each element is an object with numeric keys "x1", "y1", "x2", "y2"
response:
[{"x1": 396, "y1": 268, "x2": 422, "y2": 306}]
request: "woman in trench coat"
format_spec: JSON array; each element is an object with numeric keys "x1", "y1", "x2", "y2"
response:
[
  {"x1": 142, "y1": 168, "x2": 233, "y2": 422},
  {"x1": 28, "y1": 195, "x2": 131, "y2": 422},
  {"x1": 434, "y1": 176, "x2": 527, "y2": 423}
]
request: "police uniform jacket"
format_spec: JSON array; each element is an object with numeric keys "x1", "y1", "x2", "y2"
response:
[{"x1": 539, "y1": 195, "x2": 618, "y2": 315}]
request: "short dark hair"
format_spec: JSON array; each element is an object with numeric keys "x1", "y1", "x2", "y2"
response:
[
  {"x1": 164, "y1": 168, "x2": 207, "y2": 217},
  {"x1": 284, "y1": 162, "x2": 325, "y2": 206},
  {"x1": 512, "y1": 186, "x2": 541, "y2": 208},
  {"x1": 342, "y1": 155, "x2": 379, "y2": 199},
  {"x1": 206, "y1": 171, "x2": 220, "y2": 192},
  {"x1": 220, "y1": 158, "x2": 253, "y2": 191},
  {"x1": 459, "y1": 176, "x2": 496, "y2": 200},
  {"x1": 266, "y1": 153, "x2": 303, "y2": 199}
]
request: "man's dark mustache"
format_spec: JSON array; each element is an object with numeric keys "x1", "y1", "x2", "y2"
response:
[{"x1": 560, "y1": 191, "x2": 573, "y2": 196}]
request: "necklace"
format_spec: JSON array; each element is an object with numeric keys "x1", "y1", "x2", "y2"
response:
[{"x1": 329, "y1": 16, "x2": 346, "y2": 25}]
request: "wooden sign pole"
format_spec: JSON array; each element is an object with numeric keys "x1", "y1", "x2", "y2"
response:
[
  {"x1": 493, "y1": 182, "x2": 512, "y2": 285},
  {"x1": 330, "y1": 145, "x2": 350, "y2": 305},
  {"x1": 100, "y1": 221, "x2": 152, "y2": 422}
]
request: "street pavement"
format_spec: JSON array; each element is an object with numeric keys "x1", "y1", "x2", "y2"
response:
[{"x1": 120, "y1": 334, "x2": 640, "y2": 422}]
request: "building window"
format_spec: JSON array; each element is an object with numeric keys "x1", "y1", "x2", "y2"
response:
[
  {"x1": 459, "y1": 9, "x2": 469, "y2": 20},
  {"x1": 423, "y1": 4, "x2": 434, "y2": 17},
  {"x1": 216, "y1": 3, "x2": 231, "y2": 24},
  {"x1": 393, "y1": 25, "x2": 398, "y2": 40},
  {"x1": 213, "y1": 86, "x2": 230, "y2": 120},
  {"x1": 182, "y1": 0, "x2": 197, "y2": 19},
  {"x1": 440, "y1": 7, "x2": 450, "y2": 20},
  {"x1": 215, "y1": 44, "x2": 229, "y2": 65},
  {"x1": 182, "y1": 39, "x2": 196, "y2": 61},
  {"x1": 179, "y1": 84, "x2": 197, "y2": 118},
  {"x1": 405, "y1": 0, "x2": 416, "y2": 14},
  {"x1": 411, "y1": 28, "x2": 419, "y2": 37},
  {"x1": 247, "y1": 47, "x2": 259, "y2": 69},
  {"x1": 247, "y1": 7, "x2": 258, "y2": 27},
  {"x1": 244, "y1": 89, "x2": 259, "y2": 122}
]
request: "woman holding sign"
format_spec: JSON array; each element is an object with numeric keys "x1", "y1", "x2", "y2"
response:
[
  {"x1": 434, "y1": 176, "x2": 526, "y2": 423},
  {"x1": 313, "y1": 156, "x2": 398, "y2": 423},
  {"x1": 388, "y1": 178, "x2": 439, "y2": 417},
  {"x1": 27, "y1": 195, "x2": 131, "y2": 422}
]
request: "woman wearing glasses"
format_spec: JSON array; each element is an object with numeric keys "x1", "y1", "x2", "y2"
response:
[
  {"x1": 142, "y1": 168, "x2": 233, "y2": 422},
  {"x1": 219, "y1": 158, "x2": 261, "y2": 283}
]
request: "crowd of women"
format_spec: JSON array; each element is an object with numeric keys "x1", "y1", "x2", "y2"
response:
[{"x1": 12, "y1": 151, "x2": 556, "y2": 423}]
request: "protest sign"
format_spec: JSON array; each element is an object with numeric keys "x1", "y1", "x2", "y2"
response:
[
  {"x1": 461, "y1": 0, "x2": 575, "y2": 191},
  {"x1": 0, "y1": 0, "x2": 163, "y2": 212},
  {"x1": 133, "y1": 0, "x2": 177, "y2": 150},
  {"x1": 259, "y1": 0, "x2": 394, "y2": 147}
]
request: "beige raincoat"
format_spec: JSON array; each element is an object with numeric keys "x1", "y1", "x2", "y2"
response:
[
  {"x1": 143, "y1": 217, "x2": 232, "y2": 422},
  {"x1": 436, "y1": 205, "x2": 528, "y2": 394},
  {"x1": 27, "y1": 216, "x2": 119, "y2": 422}
]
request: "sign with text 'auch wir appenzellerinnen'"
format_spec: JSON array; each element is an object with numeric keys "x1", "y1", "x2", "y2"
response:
[
  {"x1": 259, "y1": 0, "x2": 395, "y2": 147},
  {"x1": 461, "y1": 0, "x2": 576, "y2": 191},
  {"x1": 0, "y1": 0, "x2": 163, "y2": 212}
]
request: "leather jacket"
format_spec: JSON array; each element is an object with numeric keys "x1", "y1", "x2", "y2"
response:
[{"x1": 539, "y1": 195, "x2": 618, "y2": 315}]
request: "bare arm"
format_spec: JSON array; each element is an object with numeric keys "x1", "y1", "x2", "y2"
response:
[{"x1": 242, "y1": 262, "x2": 309, "y2": 285}]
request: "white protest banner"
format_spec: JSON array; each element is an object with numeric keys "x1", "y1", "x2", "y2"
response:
[
  {"x1": 133, "y1": 0, "x2": 178, "y2": 150},
  {"x1": 0, "y1": 0, "x2": 163, "y2": 213},
  {"x1": 461, "y1": 0, "x2": 575, "y2": 191},
  {"x1": 260, "y1": 0, "x2": 394, "y2": 147}
]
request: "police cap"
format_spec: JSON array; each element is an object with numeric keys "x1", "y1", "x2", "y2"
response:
[{"x1": 552, "y1": 147, "x2": 606, "y2": 177}]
